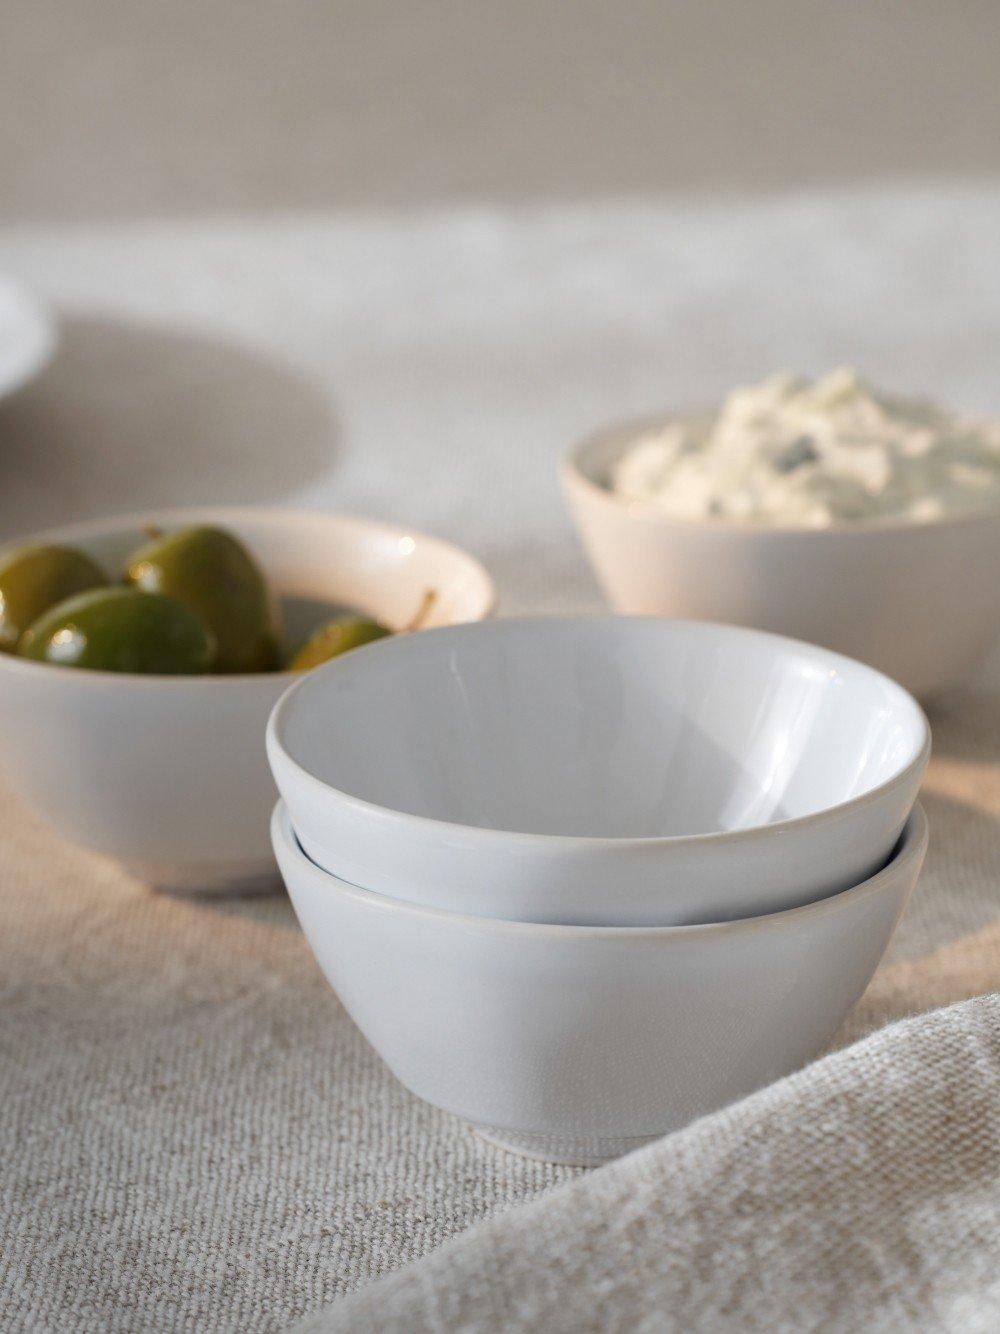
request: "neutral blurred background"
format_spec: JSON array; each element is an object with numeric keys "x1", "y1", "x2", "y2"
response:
[{"x1": 5, "y1": 0, "x2": 1000, "y2": 219}]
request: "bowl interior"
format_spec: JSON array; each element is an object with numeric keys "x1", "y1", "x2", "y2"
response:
[
  {"x1": 14, "y1": 507, "x2": 494, "y2": 646},
  {"x1": 275, "y1": 617, "x2": 927, "y2": 839},
  {"x1": 569, "y1": 412, "x2": 714, "y2": 493}
]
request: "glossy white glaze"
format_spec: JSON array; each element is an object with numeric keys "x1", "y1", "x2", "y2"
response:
[
  {"x1": 0, "y1": 507, "x2": 495, "y2": 893},
  {"x1": 563, "y1": 414, "x2": 1000, "y2": 698},
  {"x1": 273, "y1": 800, "x2": 928, "y2": 1165},
  {"x1": 269, "y1": 616, "x2": 928, "y2": 925}
]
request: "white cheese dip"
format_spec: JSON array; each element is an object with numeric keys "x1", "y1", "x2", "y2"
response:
[{"x1": 610, "y1": 368, "x2": 1000, "y2": 526}]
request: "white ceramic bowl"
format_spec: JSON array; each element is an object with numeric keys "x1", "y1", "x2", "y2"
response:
[
  {"x1": 268, "y1": 616, "x2": 929, "y2": 926},
  {"x1": 0, "y1": 271, "x2": 56, "y2": 401},
  {"x1": 562, "y1": 413, "x2": 1000, "y2": 699},
  {"x1": 274, "y1": 799, "x2": 927, "y2": 1166},
  {"x1": 0, "y1": 507, "x2": 495, "y2": 894}
]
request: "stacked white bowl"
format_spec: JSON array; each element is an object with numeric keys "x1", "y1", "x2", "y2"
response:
[{"x1": 267, "y1": 617, "x2": 930, "y2": 1165}]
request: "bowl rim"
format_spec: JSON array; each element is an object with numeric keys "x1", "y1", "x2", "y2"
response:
[
  {"x1": 267, "y1": 613, "x2": 932, "y2": 851},
  {"x1": 273, "y1": 798, "x2": 928, "y2": 939},
  {"x1": 562, "y1": 409, "x2": 1000, "y2": 536},
  {"x1": 0, "y1": 504, "x2": 497, "y2": 687}
]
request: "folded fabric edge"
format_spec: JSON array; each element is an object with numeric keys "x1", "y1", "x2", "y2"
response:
[{"x1": 293, "y1": 990, "x2": 1000, "y2": 1333}]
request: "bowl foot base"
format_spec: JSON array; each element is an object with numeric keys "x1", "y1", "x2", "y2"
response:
[
  {"x1": 472, "y1": 1124, "x2": 661, "y2": 1167},
  {"x1": 121, "y1": 859, "x2": 284, "y2": 898}
]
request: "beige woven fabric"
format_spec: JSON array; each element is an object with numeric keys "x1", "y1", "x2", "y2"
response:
[
  {"x1": 2, "y1": 688, "x2": 998, "y2": 1333},
  {"x1": 305, "y1": 992, "x2": 1000, "y2": 1333},
  {"x1": 299, "y1": 688, "x2": 1000, "y2": 1332},
  {"x1": 3, "y1": 196, "x2": 1000, "y2": 1330},
  {"x1": 0, "y1": 798, "x2": 580, "y2": 1332}
]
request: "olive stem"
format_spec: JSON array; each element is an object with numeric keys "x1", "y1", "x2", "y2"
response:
[
  {"x1": 141, "y1": 525, "x2": 164, "y2": 542},
  {"x1": 404, "y1": 589, "x2": 437, "y2": 632}
]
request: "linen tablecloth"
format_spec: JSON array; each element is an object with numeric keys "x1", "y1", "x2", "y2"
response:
[{"x1": 2, "y1": 186, "x2": 999, "y2": 1330}]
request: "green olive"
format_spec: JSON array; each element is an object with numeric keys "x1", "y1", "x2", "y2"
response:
[
  {"x1": 0, "y1": 543, "x2": 108, "y2": 653},
  {"x1": 287, "y1": 614, "x2": 391, "y2": 671},
  {"x1": 124, "y1": 526, "x2": 280, "y2": 673},
  {"x1": 18, "y1": 587, "x2": 216, "y2": 674}
]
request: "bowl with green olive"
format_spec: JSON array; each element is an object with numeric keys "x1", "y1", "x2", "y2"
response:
[{"x1": 0, "y1": 507, "x2": 495, "y2": 894}]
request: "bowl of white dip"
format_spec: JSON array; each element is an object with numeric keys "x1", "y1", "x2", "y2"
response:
[{"x1": 562, "y1": 369, "x2": 1000, "y2": 697}]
